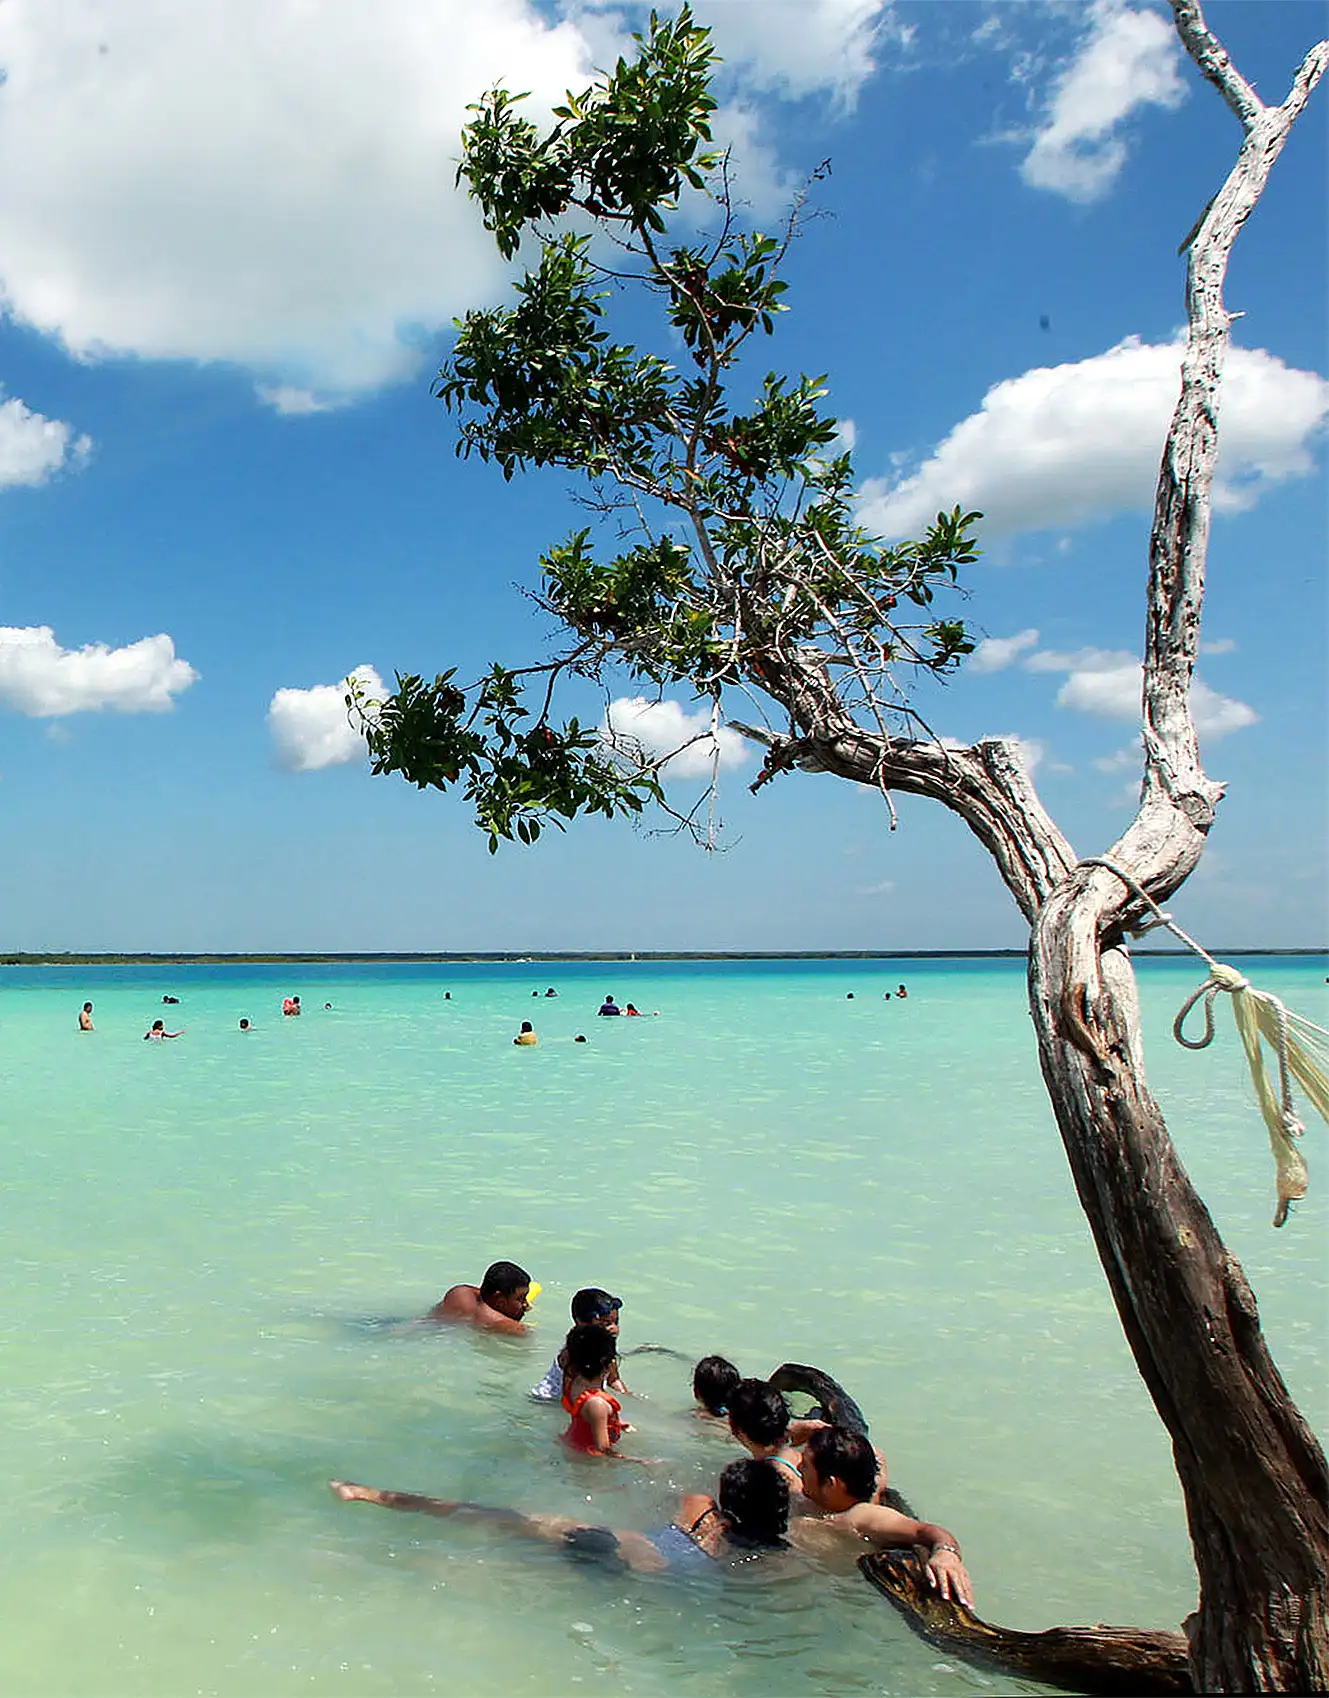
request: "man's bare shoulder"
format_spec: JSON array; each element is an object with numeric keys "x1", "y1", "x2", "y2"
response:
[{"x1": 427, "y1": 1284, "x2": 480, "y2": 1321}]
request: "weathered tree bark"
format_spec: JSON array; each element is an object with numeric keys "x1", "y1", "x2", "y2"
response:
[
  {"x1": 747, "y1": 6, "x2": 1329, "y2": 1689},
  {"x1": 861, "y1": 1551, "x2": 1194, "y2": 1696}
]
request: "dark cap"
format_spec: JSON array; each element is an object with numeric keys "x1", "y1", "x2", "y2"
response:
[{"x1": 571, "y1": 1287, "x2": 623, "y2": 1323}]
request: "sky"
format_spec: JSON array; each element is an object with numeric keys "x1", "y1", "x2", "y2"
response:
[{"x1": 0, "y1": 0, "x2": 1325, "y2": 954}]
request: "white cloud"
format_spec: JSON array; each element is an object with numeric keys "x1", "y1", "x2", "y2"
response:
[
  {"x1": 695, "y1": 0, "x2": 890, "y2": 103},
  {"x1": 1094, "y1": 742, "x2": 1140, "y2": 773},
  {"x1": 1200, "y1": 637, "x2": 1237, "y2": 655},
  {"x1": 268, "y1": 665, "x2": 386, "y2": 772},
  {"x1": 862, "y1": 338, "x2": 1328, "y2": 542},
  {"x1": 0, "y1": 2, "x2": 882, "y2": 401},
  {"x1": 256, "y1": 385, "x2": 336, "y2": 417},
  {"x1": 970, "y1": 627, "x2": 1040, "y2": 674},
  {"x1": 1021, "y1": 2, "x2": 1186, "y2": 202},
  {"x1": 0, "y1": 394, "x2": 91, "y2": 487},
  {"x1": 0, "y1": 626, "x2": 197, "y2": 716},
  {"x1": 1190, "y1": 678, "x2": 1259, "y2": 738},
  {"x1": 1026, "y1": 646, "x2": 1257, "y2": 738},
  {"x1": 603, "y1": 695, "x2": 752, "y2": 779},
  {"x1": 999, "y1": 733, "x2": 1045, "y2": 778},
  {"x1": 0, "y1": 2, "x2": 596, "y2": 398}
]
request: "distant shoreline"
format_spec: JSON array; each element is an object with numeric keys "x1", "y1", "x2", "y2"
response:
[{"x1": 3, "y1": 948, "x2": 1324, "y2": 967}]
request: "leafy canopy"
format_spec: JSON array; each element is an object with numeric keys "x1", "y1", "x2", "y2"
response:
[{"x1": 367, "y1": 6, "x2": 978, "y2": 849}]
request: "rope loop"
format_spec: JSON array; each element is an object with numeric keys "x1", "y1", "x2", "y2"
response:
[{"x1": 1173, "y1": 978, "x2": 1222, "y2": 1050}]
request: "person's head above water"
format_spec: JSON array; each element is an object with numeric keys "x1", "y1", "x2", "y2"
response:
[
  {"x1": 728, "y1": 1378, "x2": 791, "y2": 1448},
  {"x1": 479, "y1": 1260, "x2": 532, "y2": 1318},
  {"x1": 83, "y1": 1002, "x2": 93, "y2": 1013},
  {"x1": 519, "y1": 1020, "x2": 533, "y2": 1033},
  {"x1": 717, "y1": 1458, "x2": 790, "y2": 1547},
  {"x1": 239, "y1": 1018, "x2": 251, "y2": 1031},
  {"x1": 693, "y1": 1354, "x2": 741, "y2": 1416},
  {"x1": 564, "y1": 1322, "x2": 618, "y2": 1383},
  {"x1": 799, "y1": 1425, "x2": 879, "y2": 1509},
  {"x1": 571, "y1": 1288, "x2": 622, "y2": 1331}
]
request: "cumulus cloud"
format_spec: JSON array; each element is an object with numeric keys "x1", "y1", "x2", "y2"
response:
[
  {"x1": 1021, "y1": 2, "x2": 1186, "y2": 201},
  {"x1": 0, "y1": 1, "x2": 884, "y2": 401},
  {"x1": 603, "y1": 695, "x2": 752, "y2": 779},
  {"x1": 861, "y1": 338, "x2": 1328, "y2": 542},
  {"x1": 0, "y1": 626, "x2": 197, "y2": 716},
  {"x1": 0, "y1": 3, "x2": 596, "y2": 398},
  {"x1": 1026, "y1": 646, "x2": 1257, "y2": 738},
  {"x1": 0, "y1": 395, "x2": 91, "y2": 487},
  {"x1": 696, "y1": 0, "x2": 891, "y2": 102},
  {"x1": 970, "y1": 627, "x2": 1040, "y2": 674},
  {"x1": 255, "y1": 386, "x2": 336, "y2": 417},
  {"x1": 268, "y1": 664, "x2": 386, "y2": 772}
]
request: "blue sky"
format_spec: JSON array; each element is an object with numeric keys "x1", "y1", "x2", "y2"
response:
[{"x1": 0, "y1": 0, "x2": 1324, "y2": 953}]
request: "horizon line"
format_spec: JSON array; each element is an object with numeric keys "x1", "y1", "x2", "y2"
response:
[{"x1": 4, "y1": 947, "x2": 1325, "y2": 966}]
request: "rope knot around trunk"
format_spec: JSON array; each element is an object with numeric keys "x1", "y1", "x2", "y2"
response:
[{"x1": 1078, "y1": 857, "x2": 1328, "y2": 1228}]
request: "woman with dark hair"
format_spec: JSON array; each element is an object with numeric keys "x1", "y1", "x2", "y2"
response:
[{"x1": 330, "y1": 1457, "x2": 791, "y2": 1573}]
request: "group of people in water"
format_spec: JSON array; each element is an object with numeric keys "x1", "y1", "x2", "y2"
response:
[
  {"x1": 76, "y1": 987, "x2": 651, "y2": 1047},
  {"x1": 331, "y1": 1260, "x2": 973, "y2": 1604}
]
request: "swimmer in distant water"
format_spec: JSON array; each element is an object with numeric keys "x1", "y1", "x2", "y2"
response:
[
  {"x1": 162, "y1": 995, "x2": 180, "y2": 1004},
  {"x1": 283, "y1": 996, "x2": 301, "y2": 1016},
  {"x1": 144, "y1": 1019, "x2": 182, "y2": 1040},
  {"x1": 239, "y1": 1018, "x2": 252, "y2": 1031},
  {"x1": 693, "y1": 1354, "x2": 741, "y2": 1419},
  {"x1": 514, "y1": 1021, "x2": 538, "y2": 1046},
  {"x1": 597, "y1": 995, "x2": 621, "y2": 1016},
  {"x1": 545, "y1": 987, "x2": 558, "y2": 997},
  {"x1": 624, "y1": 1003, "x2": 642, "y2": 1017},
  {"x1": 426, "y1": 1261, "x2": 533, "y2": 1334},
  {"x1": 330, "y1": 1457, "x2": 791, "y2": 1573},
  {"x1": 574, "y1": 1034, "x2": 587, "y2": 1043},
  {"x1": 79, "y1": 1002, "x2": 95, "y2": 1032},
  {"x1": 896, "y1": 984, "x2": 908, "y2": 999}
]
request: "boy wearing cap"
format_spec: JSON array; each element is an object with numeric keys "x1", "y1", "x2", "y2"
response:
[{"x1": 530, "y1": 1288, "x2": 627, "y2": 1402}]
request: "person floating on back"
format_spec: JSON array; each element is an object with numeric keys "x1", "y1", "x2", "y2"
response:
[
  {"x1": 531, "y1": 1290, "x2": 626, "y2": 1403},
  {"x1": 561, "y1": 1324, "x2": 635, "y2": 1457},
  {"x1": 514, "y1": 1021, "x2": 538, "y2": 1046},
  {"x1": 78, "y1": 1002, "x2": 94, "y2": 1032},
  {"x1": 597, "y1": 995, "x2": 621, "y2": 1016},
  {"x1": 426, "y1": 1261, "x2": 533, "y2": 1334}
]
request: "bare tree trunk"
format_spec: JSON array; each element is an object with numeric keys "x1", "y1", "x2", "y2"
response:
[{"x1": 765, "y1": 9, "x2": 1329, "y2": 1688}]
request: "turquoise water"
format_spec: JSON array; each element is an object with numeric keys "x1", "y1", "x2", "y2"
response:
[{"x1": 2, "y1": 956, "x2": 1325, "y2": 1697}]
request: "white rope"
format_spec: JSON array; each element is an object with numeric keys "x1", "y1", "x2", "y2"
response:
[{"x1": 1078, "y1": 856, "x2": 1327, "y2": 1227}]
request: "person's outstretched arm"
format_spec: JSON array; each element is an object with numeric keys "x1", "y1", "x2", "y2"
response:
[{"x1": 839, "y1": 1503, "x2": 974, "y2": 1608}]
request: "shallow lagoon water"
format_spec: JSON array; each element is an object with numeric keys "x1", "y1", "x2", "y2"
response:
[{"x1": 2, "y1": 955, "x2": 1325, "y2": 1697}]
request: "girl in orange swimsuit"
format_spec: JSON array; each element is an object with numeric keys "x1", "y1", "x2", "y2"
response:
[{"x1": 560, "y1": 1324, "x2": 633, "y2": 1456}]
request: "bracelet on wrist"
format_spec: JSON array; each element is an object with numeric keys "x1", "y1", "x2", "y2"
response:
[{"x1": 931, "y1": 1542, "x2": 962, "y2": 1557}]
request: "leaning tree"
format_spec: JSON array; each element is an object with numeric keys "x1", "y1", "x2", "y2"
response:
[{"x1": 361, "y1": 4, "x2": 1328, "y2": 1688}]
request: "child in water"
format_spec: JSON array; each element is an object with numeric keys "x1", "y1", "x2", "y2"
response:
[
  {"x1": 692, "y1": 1355, "x2": 741, "y2": 1419},
  {"x1": 531, "y1": 1289, "x2": 626, "y2": 1403},
  {"x1": 561, "y1": 1324, "x2": 635, "y2": 1457}
]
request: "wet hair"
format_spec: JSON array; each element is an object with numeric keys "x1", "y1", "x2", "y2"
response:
[
  {"x1": 479, "y1": 1260, "x2": 530, "y2": 1301},
  {"x1": 83, "y1": 1002, "x2": 93, "y2": 1012},
  {"x1": 574, "y1": 1034, "x2": 587, "y2": 1043},
  {"x1": 804, "y1": 1425, "x2": 878, "y2": 1504},
  {"x1": 693, "y1": 1355, "x2": 741, "y2": 1416},
  {"x1": 571, "y1": 1288, "x2": 622, "y2": 1324},
  {"x1": 718, "y1": 1459, "x2": 790, "y2": 1547},
  {"x1": 519, "y1": 1021, "x2": 533, "y2": 1033},
  {"x1": 727, "y1": 1378, "x2": 790, "y2": 1447},
  {"x1": 564, "y1": 1322, "x2": 618, "y2": 1381}
]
